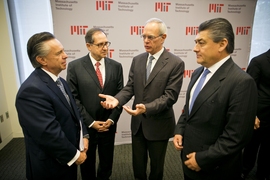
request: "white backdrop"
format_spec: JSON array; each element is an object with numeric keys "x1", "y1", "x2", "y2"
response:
[{"x1": 50, "y1": 0, "x2": 257, "y2": 145}]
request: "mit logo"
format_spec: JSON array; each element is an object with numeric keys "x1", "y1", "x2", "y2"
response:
[
  {"x1": 70, "y1": 26, "x2": 88, "y2": 35},
  {"x1": 108, "y1": 49, "x2": 114, "y2": 58},
  {"x1": 209, "y1": 4, "x2": 224, "y2": 13},
  {"x1": 236, "y1": 27, "x2": 251, "y2": 35},
  {"x1": 184, "y1": 70, "x2": 194, "y2": 78},
  {"x1": 155, "y1": 2, "x2": 171, "y2": 12},
  {"x1": 130, "y1": 26, "x2": 144, "y2": 35},
  {"x1": 186, "y1": 27, "x2": 198, "y2": 35},
  {"x1": 96, "y1": 0, "x2": 113, "y2": 10}
]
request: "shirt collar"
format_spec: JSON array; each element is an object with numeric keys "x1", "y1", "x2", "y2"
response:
[
  {"x1": 148, "y1": 48, "x2": 164, "y2": 60},
  {"x1": 207, "y1": 55, "x2": 230, "y2": 74},
  {"x1": 89, "y1": 53, "x2": 105, "y2": 67},
  {"x1": 41, "y1": 68, "x2": 59, "y2": 82}
]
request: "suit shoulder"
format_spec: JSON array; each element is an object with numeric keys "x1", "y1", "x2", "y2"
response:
[
  {"x1": 134, "y1": 52, "x2": 148, "y2": 59},
  {"x1": 69, "y1": 55, "x2": 88, "y2": 66},
  {"x1": 250, "y1": 53, "x2": 268, "y2": 65},
  {"x1": 106, "y1": 58, "x2": 122, "y2": 67},
  {"x1": 231, "y1": 64, "x2": 254, "y2": 81},
  {"x1": 165, "y1": 50, "x2": 184, "y2": 63}
]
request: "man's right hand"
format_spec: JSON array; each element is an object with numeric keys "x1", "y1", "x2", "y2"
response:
[
  {"x1": 173, "y1": 134, "x2": 183, "y2": 151},
  {"x1": 93, "y1": 121, "x2": 109, "y2": 132},
  {"x1": 75, "y1": 151, "x2": 87, "y2": 165},
  {"x1": 254, "y1": 117, "x2": 260, "y2": 130},
  {"x1": 99, "y1": 94, "x2": 119, "y2": 109}
]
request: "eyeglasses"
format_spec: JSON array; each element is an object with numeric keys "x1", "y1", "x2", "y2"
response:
[
  {"x1": 141, "y1": 34, "x2": 163, "y2": 41},
  {"x1": 91, "y1": 41, "x2": 111, "y2": 48}
]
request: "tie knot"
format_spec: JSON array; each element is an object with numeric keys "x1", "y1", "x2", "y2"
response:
[
  {"x1": 149, "y1": 56, "x2": 154, "y2": 61},
  {"x1": 96, "y1": 62, "x2": 101, "y2": 67},
  {"x1": 56, "y1": 78, "x2": 61, "y2": 85},
  {"x1": 202, "y1": 69, "x2": 210, "y2": 77}
]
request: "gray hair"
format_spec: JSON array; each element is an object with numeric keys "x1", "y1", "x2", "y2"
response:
[{"x1": 145, "y1": 18, "x2": 167, "y2": 35}]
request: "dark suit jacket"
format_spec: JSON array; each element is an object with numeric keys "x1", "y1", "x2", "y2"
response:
[
  {"x1": 115, "y1": 48, "x2": 185, "y2": 140},
  {"x1": 247, "y1": 49, "x2": 270, "y2": 127},
  {"x1": 15, "y1": 68, "x2": 88, "y2": 180},
  {"x1": 175, "y1": 58, "x2": 257, "y2": 180},
  {"x1": 66, "y1": 54, "x2": 123, "y2": 136}
]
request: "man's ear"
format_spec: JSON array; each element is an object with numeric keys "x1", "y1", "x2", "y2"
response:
[
  {"x1": 36, "y1": 56, "x2": 46, "y2": 66},
  {"x1": 86, "y1": 43, "x2": 91, "y2": 51},
  {"x1": 218, "y1": 38, "x2": 228, "y2": 52}
]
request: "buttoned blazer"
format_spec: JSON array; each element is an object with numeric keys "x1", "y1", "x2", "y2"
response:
[
  {"x1": 247, "y1": 49, "x2": 270, "y2": 126},
  {"x1": 175, "y1": 58, "x2": 257, "y2": 179},
  {"x1": 15, "y1": 68, "x2": 87, "y2": 179},
  {"x1": 115, "y1": 48, "x2": 185, "y2": 140},
  {"x1": 66, "y1": 54, "x2": 123, "y2": 135}
]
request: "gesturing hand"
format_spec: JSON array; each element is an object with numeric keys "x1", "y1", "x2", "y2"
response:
[{"x1": 99, "y1": 94, "x2": 119, "y2": 109}]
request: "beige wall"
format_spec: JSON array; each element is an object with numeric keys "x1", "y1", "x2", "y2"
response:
[{"x1": 0, "y1": 0, "x2": 23, "y2": 150}]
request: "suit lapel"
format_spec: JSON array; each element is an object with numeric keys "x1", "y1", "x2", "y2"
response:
[
  {"x1": 82, "y1": 55, "x2": 103, "y2": 89},
  {"x1": 188, "y1": 59, "x2": 234, "y2": 117},
  {"x1": 139, "y1": 53, "x2": 148, "y2": 85},
  {"x1": 145, "y1": 50, "x2": 168, "y2": 86},
  {"x1": 61, "y1": 78, "x2": 81, "y2": 119},
  {"x1": 36, "y1": 69, "x2": 76, "y2": 116},
  {"x1": 103, "y1": 58, "x2": 111, "y2": 90}
]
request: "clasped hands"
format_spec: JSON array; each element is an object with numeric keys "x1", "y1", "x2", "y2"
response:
[
  {"x1": 99, "y1": 94, "x2": 146, "y2": 116},
  {"x1": 93, "y1": 120, "x2": 112, "y2": 132}
]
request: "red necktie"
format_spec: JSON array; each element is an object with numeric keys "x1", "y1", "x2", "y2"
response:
[{"x1": 95, "y1": 62, "x2": 103, "y2": 87}]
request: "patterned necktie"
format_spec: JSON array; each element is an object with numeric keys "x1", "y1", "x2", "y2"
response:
[
  {"x1": 146, "y1": 56, "x2": 154, "y2": 80},
  {"x1": 95, "y1": 62, "x2": 103, "y2": 87},
  {"x1": 56, "y1": 78, "x2": 70, "y2": 105},
  {"x1": 189, "y1": 69, "x2": 210, "y2": 113}
]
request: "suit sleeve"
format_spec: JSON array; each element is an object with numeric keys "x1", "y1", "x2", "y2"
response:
[
  {"x1": 174, "y1": 105, "x2": 187, "y2": 135},
  {"x1": 247, "y1": 58, "x2": 260, "y2": 85},
  {"x1": 115, "y1": 58, "x2": 136, "y2": 105},
  {"x1": 16, "y1": 86, "x2": 78, "y2": 165},
  {"x1": 108, "y1": 63, "x2": 124, "y2": 123},
  {"x1": 67, "y1": 62, "x2": 94, "y2": 127}
]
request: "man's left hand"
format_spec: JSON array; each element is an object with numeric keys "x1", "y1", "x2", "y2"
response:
[
  {"x1": 123, "y1": 104, "x2": 146, "y2": 116},
  {"x1": 184, "y1": 152, "x2": 201, "y2": 172}
]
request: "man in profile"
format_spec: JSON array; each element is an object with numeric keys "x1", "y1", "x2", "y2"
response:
[{"x1": 16, "y1": 32, "x2": 88, "y2": 180}]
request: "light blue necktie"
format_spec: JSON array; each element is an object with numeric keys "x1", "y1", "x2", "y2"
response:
[
  {"x1": 146, "y1": 56, "x2": 154, "y2": 80},
  {"x1": 189, "y1": 69, "x2": 210, "y2": 113}
]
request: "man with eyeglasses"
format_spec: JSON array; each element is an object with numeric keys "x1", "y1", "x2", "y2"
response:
[
  {"x1": 99, "y1": 18, "x2": 185, "y2": 180},
  {"x1": 66, "y1": 28, "x2": 124, "y2": 180}
]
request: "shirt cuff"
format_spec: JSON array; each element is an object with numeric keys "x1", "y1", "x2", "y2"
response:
[
  {"x1": 89, "y1": 121, "x2": 95, "y2": 128},
  {"x1": 67, "y1": 150, "x2": 80, "y2": 166},
  {"x1": 108, "y1": 119, "x2": 114, "y2": 125}
]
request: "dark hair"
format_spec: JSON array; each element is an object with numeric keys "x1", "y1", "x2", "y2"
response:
[
  {"x1": 85, "y1": 28, "x2": 106, "y2": 44},
  {"x1": 198, "y1": 18, "x2": 235, "y2": 54},
  {"x1": 27, "y1": 32, "x2": 55, "y2": 68}
]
